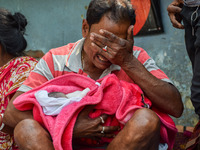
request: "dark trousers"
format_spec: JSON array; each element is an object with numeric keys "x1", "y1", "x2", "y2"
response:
[{"x1": 180, "y1": 5, "x2": 200, "y2": 118}]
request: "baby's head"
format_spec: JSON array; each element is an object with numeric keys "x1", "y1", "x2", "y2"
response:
[{"x1": 48, "y1": 92, "x2": 67, "y2": 98}]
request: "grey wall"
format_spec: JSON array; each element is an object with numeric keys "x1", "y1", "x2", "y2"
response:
[{"x1": 0, "y1": 0, "x2": 197, "y2": 127}]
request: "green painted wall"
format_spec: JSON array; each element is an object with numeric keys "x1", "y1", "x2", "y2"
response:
[{"x1": 0, "y1": 0, "x2": 197, "y2": 127}]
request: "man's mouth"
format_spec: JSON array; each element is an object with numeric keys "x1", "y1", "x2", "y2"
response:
[{"x1": 97, "y1": 55, "x2": 109, "y2": 62}]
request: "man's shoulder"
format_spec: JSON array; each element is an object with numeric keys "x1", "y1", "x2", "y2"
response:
[{"x1": 48, "y1": 42, "x2": 76, "y2": 56}]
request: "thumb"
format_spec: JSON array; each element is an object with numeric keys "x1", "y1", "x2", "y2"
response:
[
  {"x1": 127, "y1": 25, "x2": 134, "y2": 42},
  {"x1": 79, "y1": 105, "x2": 96, "y2": 116},
  {"x1": 100, "y1": 114, "x2": 108, "y2": 122}
]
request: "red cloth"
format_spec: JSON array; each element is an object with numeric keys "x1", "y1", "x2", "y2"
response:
[
  {"x1": 13, "y1": 73, "x2": 177, "y2": 150},
  {"x1": 131, "y1": 0, "x2": 151, "y2": 35},
  {"x1": 0, "y1": 56, "x2": 37, "y2": 150}
]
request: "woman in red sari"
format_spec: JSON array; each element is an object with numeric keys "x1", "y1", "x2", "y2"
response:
[{"x1": 0, "y1": 8, "x2": 38, "y2": 149}]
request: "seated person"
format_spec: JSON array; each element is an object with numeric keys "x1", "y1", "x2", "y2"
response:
[
  {"x1": 0, "y1": 8, "x2": 38, "y2": 149},
  {"x1": 3, "y1": 0, "x2": 183, "y2": 150}
]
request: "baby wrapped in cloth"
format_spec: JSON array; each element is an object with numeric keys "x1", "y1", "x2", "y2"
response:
[
  {"x1": 35, "y1": 88, "x2": 90, "y2": 116},
  {"x1": 13, "y1": 73, "x2": 177, "y2": 150}
]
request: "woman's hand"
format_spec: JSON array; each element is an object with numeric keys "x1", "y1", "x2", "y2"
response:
[
  {"x1": 90, "y1": 25, "x2": 134, "y2": 67},
  {"x1": 73, "y1": 105, "x2": 119, "y2": 140}
]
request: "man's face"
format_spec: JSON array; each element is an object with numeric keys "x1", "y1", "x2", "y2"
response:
[{"x1": 82, "y1": 14, "x2": 131, "y2": 71}]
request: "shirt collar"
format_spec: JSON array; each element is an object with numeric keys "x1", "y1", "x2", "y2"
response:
[{"x1": 66, "y1": 38, "x2": 84, "y2": 73}]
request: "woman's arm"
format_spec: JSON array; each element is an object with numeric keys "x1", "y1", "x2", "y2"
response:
[{"x1": 3, "y1": 91, "x2": 33, "y2": 130}]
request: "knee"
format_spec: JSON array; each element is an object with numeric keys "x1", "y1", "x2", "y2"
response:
[
  {"x1": 129, "y1": 108, "x2": 160, "y2": 129},
  {"x1": 125, "y1": 108, "x2": 160, "y2": 142},
  {"x1": 14, "y1": 119, "x2": 52, "y2": 150},
  {"x1": 14, "y1": 119, "x2": 37, "y2": 137},
  {"x1": 14, "y1": 119, "x2": 40, "y2": 149}
]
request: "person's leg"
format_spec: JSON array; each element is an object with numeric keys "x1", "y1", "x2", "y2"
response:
[
  {"x1": 181, "y1": 6, "x2": 200, "y2": 117},
  {"x1": 183, "y1": 7, "x2": 200, "y2": 150},
  {"x1": 191, "y1": 21, "x2": 200, "y2": 117},
  {"x1": 181, "y1": 6, "x2": 196, "y2": 68},
  {"x1": 107, "y1": 108, "x2": 160, "y2": 150},
  {"x1": 14, "y1": 119, "x2": 54, "y2": 150}
]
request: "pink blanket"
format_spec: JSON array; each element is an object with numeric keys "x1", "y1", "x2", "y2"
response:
[{"x1": 13, "y1": 73, "x2": 177, "y2": 150}]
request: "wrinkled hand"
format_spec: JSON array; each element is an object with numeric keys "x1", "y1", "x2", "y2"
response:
[
  {"x1": 167, "y1": 0, "x2": 184, "y2": 29},
  {"x1": 90, "y1": 25, "x2": 134, "y2": 66},
  {"x1": 73, "y1": 105, "x2": 119, "y2": 140}
]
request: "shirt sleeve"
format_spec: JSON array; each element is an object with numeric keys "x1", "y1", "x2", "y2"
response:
[
  {"x1": 133, "y1": 46, "x2": 173, "y2": 84},
  {"x1": 18, "y1": 51, "x2": 55, "y2": 92}
]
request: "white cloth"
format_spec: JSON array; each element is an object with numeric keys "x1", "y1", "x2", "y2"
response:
[
  {"x1": 159, "y1": 143, "x2": 168, "y2": 150},
  {"x1": 35, "y1": 88, "x2": 90, "y2": 115}
]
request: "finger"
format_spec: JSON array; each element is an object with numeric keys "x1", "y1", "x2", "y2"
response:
[
  {"x1": 91, "y1": 41, "x2": 112, "y2": 58},
  {"x1": 90, "y1": 33, "x2": 117, "y2": 53},
  {"x1": 97, "y1": 114, "x2": 108, "y2": 124},
  {"x1": 95, "y1": 133, "x2": 116, "y2": 138},
  {"x1": 169, "y1": 14, "x2": 184, "y2": 29},
  {"x1": 100, "y1": 29, "x2": 127, "y2": 48},
  {"x1": 98, "y1": 125, "x2": 119, "y2": 134},
  {"x1": 103, "y1": 133, "x2": 117, "y2": 138},
  {"x1": 80, "y1": 105, "x2": 96, "y2": 116},
  {"x1": 167, "y1": 5, "x2": 182, "y2": 13},
  {"x1": 104, "y1": 126, "x2": 120, "y2": 133},
  {"x1": 100, "y1": 114, "x2": 108, "y2": 122},
  {"x1": 127, "y1": 25, "x2": 134, "y2": 42},
  {"x1": 173, "y1": 20, "x2": 184, "y2": 29},
  {"x1": 90, "y1": 32, "x2": 107, "y2": 48},
  {"x1": 99, "y1": 29, "x2": 119, "y2": 43}
]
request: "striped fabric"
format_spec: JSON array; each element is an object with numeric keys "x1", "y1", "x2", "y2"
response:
[{"x1": 18, "y1": 38, "x2": 172, "y2": 92}]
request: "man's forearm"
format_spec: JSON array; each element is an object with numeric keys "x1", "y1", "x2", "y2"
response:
[{"x1": 121, "y1": 57, "x2": 183, "y2": 117}]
